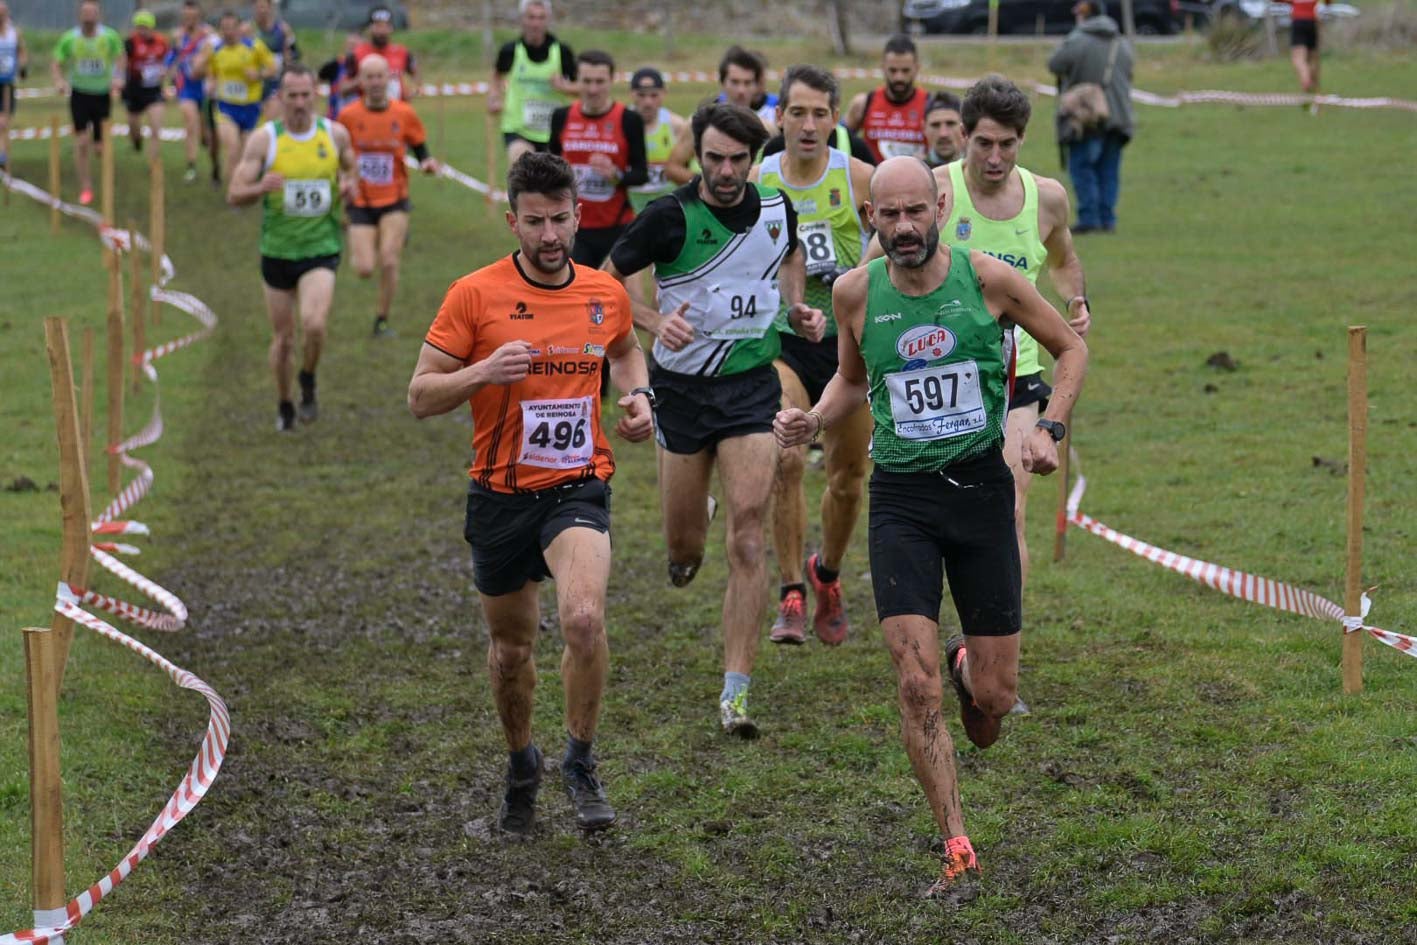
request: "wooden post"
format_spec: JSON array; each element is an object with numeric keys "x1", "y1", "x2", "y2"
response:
[
  {"x1": 1342, "y1": 326, "x2": 1367, "y2": 694},
  {"x1": 435, "y1": 78, "x2": 447, "y2": 161},
  {"x1": 49, "y1": 116, "x2": 62, "y2": 235},
  {"x1": 129, "y1": 220, "x2": 146, "y2": 394},
  {"x1": 987, "y1": 0, "x2": 1000, "y2": 69},
  {"x1": 1053, "y1": 432, "x2": 1070, "y2": 563},
  {"x1": 101, "y1": 119, "x2": 115, "y2": 272},
  {"x1": 23, "y1": 625, "x2": 66, "y2": 936},
  {"x1": 80, "y1": 327, "x2": 95, "y2": 456},
  {"x1": 107, "y1": 255, "x2": 126, "y2": 500},
  {"x1": 484, "y1": 108, "x2": 498, "y2": 220},
  {"x1": 149, "y1": 157, "x2": 165, "y2": 327},
  {"x1": 45, "y1": 317, "x2": 94, "y2": 686}
]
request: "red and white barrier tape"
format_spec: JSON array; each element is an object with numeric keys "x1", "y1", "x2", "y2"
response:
[
  {"x1": 1, "y1": 171, "x2": 228, "y2": 944},
  {"x1": 1066, "y1": 448, "x2": 1415, "y2": 659}
]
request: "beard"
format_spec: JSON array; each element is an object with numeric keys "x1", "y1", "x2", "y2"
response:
[
  {"x1": 524, "y1": 240, "x2": 571, "y2": 274},
  {"x1": 882, "y1": 223, "x2": 940, "y2": 269},
  {"x1": 372, "y1": 34, "x2": 389, "y2": 47},
  {"x1": 887, "y1": 81, "x2": 914, "y2": 102}
]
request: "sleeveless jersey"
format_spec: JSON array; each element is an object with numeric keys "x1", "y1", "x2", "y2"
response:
[
  {"x1": 501, "y1": 40, "x2": 561, "y2": 144},
  {"x1": 54, "y1": 26, "x2": 124, "y2": 95},
  {"x1": 0, "y1": 24, "x2": 19, "y2": 83},
  {"x1": 126, "y1": 32, "x2": 170, "y2": 88},
  {"x1": 860, "y1": 86, "x2": 928, "y2": 163},
  {"x1": 758, "y1": 148, "x2": 865, "y2": 337},
  {"x1": 171, "y1": 27, "x2": 210, "y2": 91},
  {"x1": 353, "y1": 42, "x2": 413, "y2": 100},
  {"x1": 260, "y1": 119, "x2": 342, "y2": 260},
  {"x1": 558, "y1": 100, "x2": 634, "y2": 231},
  {"x1": 210, "y1": 37, "x2": 274, "y2": 105},
  {"x1": 653, "y1": 184, "x2": 792, "y2": 377},
  {"x1": 943, "y1": 161, "x2": 1049, "y2": 377},
  {"x1": 629, "y1": 108, "x2": 676, "y2": 212},
  {"x1": 861, "y1": 251, "x2": 1011, "y2": 471}
]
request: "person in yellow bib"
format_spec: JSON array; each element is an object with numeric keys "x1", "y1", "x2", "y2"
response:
[
  {"x1": 489, "y1": 0, "x2": 577, "y2": 164},
  {"x1": 228, "y1": 64, "x2": 357, "y2": 432},
  {"x1": 196, "y1": 10, "x2": 276, "y2": 186}
]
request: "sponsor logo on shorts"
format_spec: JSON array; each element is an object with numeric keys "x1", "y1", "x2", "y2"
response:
[
  {"x1": 896, "y1": 324, "x2": 957, "y2": 362},
  {"x1": 509, "y1": 301, "x2": 534, "y2": 320},
  {"x1": 873, "y1": 311, "x2": 903, "y2": 324}
]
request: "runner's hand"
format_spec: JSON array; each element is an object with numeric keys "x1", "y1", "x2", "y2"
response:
[
  {"x1": 1021, "y1": 427, "x2": 1059, "y2": 475},
  {"x1": 589, "y1": 153, "x2": 618, "y2": 180},
  {"x1": 339, "y1": 174, "x2": 360, "y2": 204},
  {"x1": 259, "y1": 172, "x2": 285, "y2": 194},
  {"x1": 477, "y1": 341, "x2": 534, "y2": 386},
  {"x1": 57, "y1": 80, "x2": 71, "y2": 96},
  {"x1": 245, "y1": 68, "x2": 261, "y2": 82},
  {"x1": 487, "y1": 92, "x2": 503, "y2": 114},
  {"x1": 656, "y1": 301, "x2": 695, "y2": 352},
  {"x1": 419, "y1": 157, "x2": 440, "y2": 175},
  {"x1": 787, "y1": 302, "x2": 826, "y2": 343},
  {"x1": 773, "y1": 407, "x2": 817, "y2": 449},
  {"x1": 1067, "y1": 299, "x2": 1091, "y2": 337},
  {"x1": 615, "y1": 392, "x2": 654, "y2": 442}
]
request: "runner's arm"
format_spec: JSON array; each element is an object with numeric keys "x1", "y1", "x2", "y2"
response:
[
  {"x1": 619, "y1": 108, "x2": 648, "y2": 187},
  {"x1": 603, "y1": 258, "x2": 676, "y2": 339},
  {"x1": 605, "y1": 320, "x2": 654, "y2": 442},
  {"x1": 16, "y1": 29, "x2": 26, "y2": 74},
  {"x1": 1039, "y1": 176, "x2": 1090, "y2": 336},
  {"x1": 225, "y1": 126, "x2": 278, "y2": 206},
  {"x1": 774, "y1": 267, "x2": 870, "y2": 447},
  {"x1": 850, "y1": 157, "x2": 875, "y2": 234},
  {"x1": 331, "y1": 122, "x2": 360, "y2": 204},
  {"x1": 407, "y1": 341, "x2": 532, "y2": 419},
  {"x1": 488, "y1": 41, "x2": 512, "y2": 112},
  {"x1": 49, "y1": 38, "x2": 65, "y2": 91},
  {"x1": 664, "y1": 122, "x2": 696, "y2": 184},
  {"x1": 843, "y1": 91, "x2": 867, "y2": 133},
  {"x1": 552, "y1": 41, "x2": 578, "y2": 95}
]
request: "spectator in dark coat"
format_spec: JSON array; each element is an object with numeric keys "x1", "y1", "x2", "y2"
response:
[{"x1": 1048, "y1": 0, "x2": 1134, "y2": 233}]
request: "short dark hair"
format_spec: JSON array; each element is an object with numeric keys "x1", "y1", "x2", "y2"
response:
[
  {"x1": 577, "y1": 49, "x2": 615, "y2": 75},
  {"x1": 280, "y1": 62, "x2": 316, "y2": 84},
  {"x1": 779, "y1": 64, "x2": 839, "y2": 112},
  {"x1": 717, "y1": 45, "x2": 763, "y2": 84},
  {"x1": 219, "y1": 8, "x2": 238, "y2": 23},
  {"x1": 506, "y1": 152, "x2": 578, "y2": 211},
  {"x1": 925, "y1": 91, "x2": 962, "y2": 116},
  {"x1": 182, "y1": 1, "x2": 202, "y2": 8},
  {"x1": 961, "y1": 74, "x2": 1032, "y2": 135},
  {"x1": 883, "y1": 34, "x2": 918, "y2": 58},
  {"x1": 691, "y1": 102, "x2": 769, "y2": 161}
]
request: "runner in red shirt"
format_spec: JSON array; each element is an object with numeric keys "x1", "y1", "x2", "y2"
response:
[
  {"x1": 337, "y1": 53, "x2": 438, "y2": 338},
  {"x1": 340, "y1": 5, "x2": 417, "y2": 101},
  {"x1": 123, "y1": 10, "x2": 169, "y2": 153},
  {"x1": 1282, "y1": 0, "x2": 1330, "y2": 108},
  {"x1": 844, "y1": 34, "x2": 929, "y2": 163},
  {"x1": 408, "y1": 152, "x2": 654, "y2": 836}
]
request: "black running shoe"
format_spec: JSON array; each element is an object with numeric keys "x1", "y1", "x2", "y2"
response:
[
  {"x1": 498, "y1": 746, "x2": 542, "y2": 835},
  {"x1": 298, "y1": 371, "x2": 317, "y2": 423},
  {"x1": 372, "y1": 315, "x2": 396, "y2": 338},
  {"x1": 562, "y1": 759, "x2": 616, "y2": 831},
  {"x1": 276, "y1": 400, "x2": 296, "y2": 432}
]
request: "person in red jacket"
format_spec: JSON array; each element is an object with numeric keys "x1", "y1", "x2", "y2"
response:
[
  {"x1": 548, "y1": 49, "x2": 647, "y2": 268},
  {"x1": 1283, "y1": 0, "x2": 1330, "y2": 108},
  {"x1": 340, "y1": 5, "x2": 416, "y2": 102},
  {"x1": 843, "y1": 34, "x2": 929, "y2": 163},
  {"x1": 123, "y1": 10, "x2": 169, "y2": 153}
]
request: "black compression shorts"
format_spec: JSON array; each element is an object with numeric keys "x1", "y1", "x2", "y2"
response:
[{"x1": 464, "y1": 477, "x2": 611, "y2": 597}]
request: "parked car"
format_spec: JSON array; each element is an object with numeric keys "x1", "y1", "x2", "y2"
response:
[
  {"x1": 1186, "y1": 0, "x2": 1359, "y2": 28},
  {"x1": 904, "y1": 0, "x2": 1181, "y2": 34},
  {"x1": 151, "y1": 0, "x2": 410, "y2": 31}
]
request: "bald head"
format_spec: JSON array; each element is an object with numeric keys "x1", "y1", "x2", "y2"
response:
[
  {"x1": 359, "y1": 53, "x2": 392, "y2": 105},
  {"x1": 868, "y1": 157, "x2": 944, "y2": 270},
  {"x1": 868, "y1": 156, "x2": 938, "y2": 205}
]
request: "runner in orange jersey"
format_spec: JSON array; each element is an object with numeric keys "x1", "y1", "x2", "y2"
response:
[
  {"x1": 407, "y1": 152, "x2": 655, "y2": 835},
  {"x1": 337, "y1": 53, "x2": 438, "y2": 338}
]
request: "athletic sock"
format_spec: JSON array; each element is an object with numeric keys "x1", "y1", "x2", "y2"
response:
[
  {"x1": 509, "y1": 742, "x2": 540, "y2": 779},
  {"x1": 277, "y1": 400, "x2": 295, "y2": 426},
  {"x1": 814, "y1": 559, "x2": 840, "y2": 585},
  {"x1": 562, "y1": 734, "x2": 593, "y2": 771},
  {"x1": 720, "y1": 672, "x2": 750, "y2": 705},
  {"x1": 780, "y1": 582, "x2": 807, "y2": 601},
  {"x1": 298, "y1": 370, "x2": 316, "y2": 404}
]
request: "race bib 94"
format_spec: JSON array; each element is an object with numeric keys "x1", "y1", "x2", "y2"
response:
[{"x1": 886, "y1": 360, "x2": 986, "y2": 440}]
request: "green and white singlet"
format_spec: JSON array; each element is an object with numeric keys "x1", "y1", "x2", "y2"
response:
[
  {"x1": 758, "y1": 148, "x2": 865, "y2": 338},
  {"x1": 653, "y1": 184, "x2": 792, "y2": 377},
  {"x1": 942, "y1": 161, "x2": 1049, "y2": 378},
  {"x1": 860, "y1": 250, "x2": 1011, "y2": 472}
]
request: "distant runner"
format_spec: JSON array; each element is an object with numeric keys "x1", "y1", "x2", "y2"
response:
[
  {"x1": 122, "y1": 10, "x2": 168, "y2": 153},
  {"x1": 51, "y1": 0, "x2": 125, "y2": 205},
  {"x1": 0, "y1": 0, "x2": 29, "y2": 170},
  {"x1": 844, "y1": 34, "x2": 929, "y2": 163},
  {"x1": 198, "y1": 10, "x2": 277, "y2": 185},
  {"x1": 489, "y1": 0, "x2": 577, "y2": 164},
  {"x1": 626, "y1": 67, "x2": 685, "y2": 213},
  {"x1": 169, "y1": 0, "x2": 216, "y2": 183}
]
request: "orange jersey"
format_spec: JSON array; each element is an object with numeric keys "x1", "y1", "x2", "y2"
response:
[
  {"x1": 425, "y1": 255, "x2": 634, "y2": 493},
  {"x1": 337, "y1": 98, "x2": 427, "y2": 208}
]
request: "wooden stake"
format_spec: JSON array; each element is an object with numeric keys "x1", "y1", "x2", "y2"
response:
[
  {"x1": 435, "y1": 77, "x2": 447, "y2": 161},
  {"x1": 149, "y1": 157, "x2": 165, "y2": 327},
  {"x1": 129, "y1": 220, "x2": 146, "y2": 394},
  {"x1": 484, "y1": 108, "x2": 498, "y2": 220},
  {"x1": 49, "y1": 116, "x2": 62, "y2": 235},
  {"x1": 1053, "y1": 432, "x2": 1070, "y2": 563},
  {"x1": 101, "y1": 120, "x2": 115, "y2": 272},
  {"x1": 107, "y1": 257, "x2": 126, "y2": 500},
  {"x1": 45, "y1": 316, "x2": 94, "y2": 685},
  {"x1": 80, "y1": 327, "x2": 95, "y2": 456},
  {"x1": 23, "y1": 625, "x2": 65, "y2": 928},
  {"x1": 1342, "y1": 326, "x2": 1367, "y2": 694}
]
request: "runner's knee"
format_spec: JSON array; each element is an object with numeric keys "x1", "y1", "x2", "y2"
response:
[
  {"x1": 559, "y1": 602, "x2": 605, "y2": 655},
  {"x1": 725, "y1": 524, "x2": 765, "y2": 571},
  {"x1": 488, "y1": 637, "x2": 533, "y2": 678},
  {"x1": 897, "y1": 667, "x2": 943, "y2": 716},
  {"x1": 775, "y1": 443, "x2": 805, "y2": 485},
  {"x1": 970, "y1": 677, "x2": 1017, "y2": 719}
]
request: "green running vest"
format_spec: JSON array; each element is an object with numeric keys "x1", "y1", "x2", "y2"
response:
[
  {"x1": 861, "y1": 250, "x2": 1009, "y2": 472},
  {"x1": 629, "y1": 108, "x2": 676, "y2": 213},
  {"x1": 942, "y1": 161, "x2": 1048, "y2": 376},
  {"x1": 500, "y1": 41, "x2": 561, "y2": 144}
]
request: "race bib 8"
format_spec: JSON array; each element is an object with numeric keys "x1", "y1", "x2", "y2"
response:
[
  {"x1": 76, "y1": 57, "x2": 107, "y2": 77},
  {"x1": 573, "y1": 162, "x2": 615, "y2": 202},
  {"x1": 519, "y1": 397, "x2": 594, "y2": 470},
  {"x1": 522, "y1": 98, "x2": 553, "y2": 134},
  {"x1": 221, "y1": 79, "x2": 248, "y2": 101},
  {"x1": 141, "y1": 62, "x2": 166, "y2": 87},
  {"x1": 886, "y1": 360, "x2": 987, "y2": 441},
  {"x1": 282, "y1": 179, "x2": 331, "y2": 217},
  {"x1": 357, "y1": 152, "x2": 395, "y2": 185},
  {"x1": 798, "y1": 220, "x2": 837, "y2": 277}
]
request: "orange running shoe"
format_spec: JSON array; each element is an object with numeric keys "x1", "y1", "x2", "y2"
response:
[
  {"x1": 79, "y1": 188, "x2": 94, "y2": 206},
  {"x1": 944, "y1": 635, "x2": 1001, "y2": 749},
  {"x1": 927, "y1": 835, "x2": 981, "y2": 897},
  {"x1": 770, "y1": 588, "x2": 807, "y2": 645},
  {"x1": 805, "y1": 553, "x2": 848, "y2": 645}
]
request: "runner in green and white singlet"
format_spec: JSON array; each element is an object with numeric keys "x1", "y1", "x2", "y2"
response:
[
  {"x1": 627, "y1": 67, "x2": 685, "y2": 213},
  {"x1": 490, "y1": 1, "x2": 577, "y2": 164},
  {"x1": 607, "y1": 102, "x2": 825, "y2": 740},
  {"x1": 775, "y1": 156, "x2": 1086, "y2": 898},
  {"x1": 751, "y1": 64, "x2": 875, "y2": 648}
]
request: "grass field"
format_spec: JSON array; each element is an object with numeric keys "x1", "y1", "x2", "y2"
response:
[{"x1": 3, "y1": 28, "x2": 1417, "y2": 945}]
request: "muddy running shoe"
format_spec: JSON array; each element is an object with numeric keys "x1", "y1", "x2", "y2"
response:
[
  {"x1": 805, "y1": 553, "x2": 848, "y2": 645},
  {"x1": 770, "y1": 589, "x2": 807, "y2": 645},
  {"x1": 498, "y1": 745, "x2": 543, "y2": 835},
  {"x1": 372, "y1": 314, "x2": 396, "y2": 338},
  {"x1": 562, "y1": 759, "x2": 616, "y2": 831},
  {"x1": 1010, "y1": 696, "x2": 1031, "y2": 716},
  {"x1": 719, "y1": 690, "x2": 759, "y2": 739},
  {"x1": 926, "y1": 835, "x2": 981, "y2": 897},
  {"x1": 944, "y1": 635, "x2": 1001, "y2": 749}
]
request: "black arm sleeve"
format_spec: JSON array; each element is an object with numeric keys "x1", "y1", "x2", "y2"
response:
[
  {"x1": 495, "y1": 41, "x2": 515, "y2": 75},
  {"x1": 411, "y1": 142, "x2": 430, "y2": 161},
  {"x1": 849, "y1": 132, "x2": 877, "y2": 166},
  {"x1": 558, "y1": 41, "x2": 577, "y2": 80},
  {"x1": 619, "y1": 108, "x2": 648, "y2": 188},
  {"x1": 783, "y1": 193, "x2": 799, "y2": 257},
  {"x1": 316, "y1": 58, "x2": 340, "y2": 83},
  {"x1": 548, "y1": 106, "x2": 569, "y2": 155},
  {"x1": 610, "y1": 197, "x2": 686, "y2": 275}
]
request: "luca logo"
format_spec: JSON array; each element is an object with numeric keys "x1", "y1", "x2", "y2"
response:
[
  {"x1": 896, "y1": 324, "x2": 957, "y2": 366},
  {"x1": 586, "y1": 299, "x2": 605, "y2": 325}
]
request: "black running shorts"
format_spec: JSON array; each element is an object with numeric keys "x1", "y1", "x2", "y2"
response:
[
  {"x1": 464, "y1": 477, "x2": 612, "y2": 597},
  {"x1": 260, "y1": 254, "x2": 341, "y2": 291},
  {"x1": 1291, "y1": 19, "x2": 1318, "y2": 50},
  {"x1": 1009, "y1": 371, "x2": 1052, "y2": 412},
  {"x1": 777, "y1": 331, "x2": 839, "y2": 406},
  {"x1": 868, "y1": 449, "x2": 1022, "y2": 635},
  {"x1": 650, "y1": 362, "x2": 781, "y2": 455},
  {"x1": 123, "y1": 83, "x2": 163, "y2": 114},
  {"x1": 347, "y1": 199, "x2": 410, "y2": 227},
  {"x1": 69, "y1": 90, "x2": 112, "y2": 136}
]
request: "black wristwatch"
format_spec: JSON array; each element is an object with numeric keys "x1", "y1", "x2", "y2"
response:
[
  {"x1": 629, "y1": 386, "x2": 657, "y2": 407},
  {"x1": 1036, "y1": 419, "x2": 1066, "y2": 442}
]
